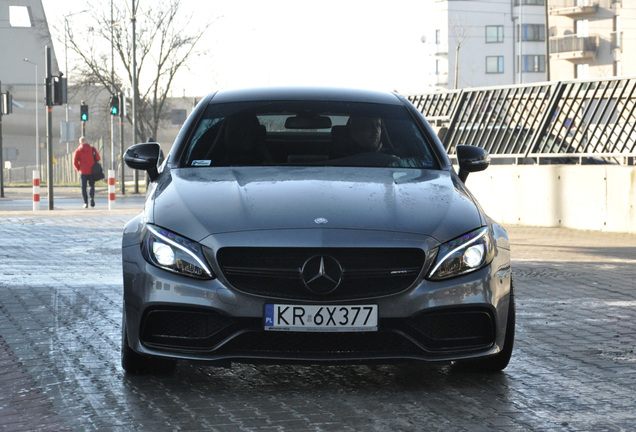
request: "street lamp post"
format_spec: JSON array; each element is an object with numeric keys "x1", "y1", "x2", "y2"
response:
[{"x1": 23, "y1": 58, "x2": 40, "y2": 173}]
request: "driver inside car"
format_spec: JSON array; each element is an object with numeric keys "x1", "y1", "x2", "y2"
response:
[{"x1": 349, "y1": 116, "x2": 383, "y2": 152}]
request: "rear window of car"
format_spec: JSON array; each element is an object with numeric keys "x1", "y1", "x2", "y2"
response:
[{"x1": 180, "y1": 100, "x2": 439, "y2": 169}]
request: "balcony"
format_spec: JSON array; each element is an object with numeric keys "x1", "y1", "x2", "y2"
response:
[
  {"x1": 550, "y1": 1, "x2": 599, "y2": 16},
  {"x1": 435, "y1": 44, "x2": 449, "y2": 57},
  {"x1": 550, "y1": 34, "x2": 599, "y2": 60}
]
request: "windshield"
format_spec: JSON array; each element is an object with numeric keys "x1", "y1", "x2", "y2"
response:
[{"x1": 180, "y1": 101, "x2": 438, "y2": 169}]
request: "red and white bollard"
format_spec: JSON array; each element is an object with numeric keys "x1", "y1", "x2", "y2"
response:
[
  {"x1": 108, "y1": 170, "x2": 116, "y2": 210},
  {"x1": 33, "y1": 170, "x2": 40, "y2": 211}
]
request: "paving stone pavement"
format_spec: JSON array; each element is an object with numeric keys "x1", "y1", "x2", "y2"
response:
[{"x1": 0, "y1": 205, "x2": 635, "y2": 431}]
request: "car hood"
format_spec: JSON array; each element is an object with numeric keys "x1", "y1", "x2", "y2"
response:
[{"x1": 148, "y1": 167, "x2": 484, "y2": 243}]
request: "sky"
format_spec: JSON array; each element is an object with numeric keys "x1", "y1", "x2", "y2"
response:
[{"x1": 42, "y1": 0, "x2": 436, "y2": 97}]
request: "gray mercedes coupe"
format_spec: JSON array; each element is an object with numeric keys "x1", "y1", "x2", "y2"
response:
[{"x1": 121, "y1": 87, "x2": 514, "y2": 374}]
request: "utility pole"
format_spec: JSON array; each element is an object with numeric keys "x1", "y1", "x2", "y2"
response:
[
  {"x1": 22, "y1": 59, "x2": 40, "y2": 173},
  {"x1": 65, "y1": 18, "x2": 70, "y2": 154},
  {"x1": 132, "y1": 0, "x2": 139, "y2": 193},
  {"x1": 43, "y1": 46, "x2": 67, "y2": 210},
  {"x1": 45, "y1": 46, "x2": 54, "y2": 210},
  {"x1": 120, "y1": 91, "x2": 126, "y2": 194},
  {"x1": 0, "y1": 81, "x2": 4, "y2": 198},
  {"x1": 111, "y1": 0, "x2": 116, "y2": 174},
  {"x1": 1, "y1": 83, "x2": 14, "y2": 197}
]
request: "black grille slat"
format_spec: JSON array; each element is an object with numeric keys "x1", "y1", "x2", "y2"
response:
[
  {"x1": 214, "y1": 247, "x2": 426, "y2": 301},
  {"x1": 223, "y1": 266, "x2": 300, "y2": 279}
]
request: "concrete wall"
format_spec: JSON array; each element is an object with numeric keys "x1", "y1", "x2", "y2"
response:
[{"x1": 465, "y1": 165, "x2": 636, "y2": 233}]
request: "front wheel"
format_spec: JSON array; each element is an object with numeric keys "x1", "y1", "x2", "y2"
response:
[{"x1": 453, "y1": 280, "x2": 516, "y2": 373}]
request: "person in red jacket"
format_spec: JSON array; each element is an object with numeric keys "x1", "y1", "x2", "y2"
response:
[{"x1": 73, "y1": 136, "x2": 101, "y2": 208}]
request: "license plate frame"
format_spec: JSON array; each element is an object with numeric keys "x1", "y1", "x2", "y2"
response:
[{"x1": 264, "y1": 304, "x2": 378, "y2": 332}]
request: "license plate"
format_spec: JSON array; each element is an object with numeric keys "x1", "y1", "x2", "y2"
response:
[{"x1": 264, "y1": 304, "x2": 378, "y2": 332}]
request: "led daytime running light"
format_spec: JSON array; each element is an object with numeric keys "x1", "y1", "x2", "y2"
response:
[
  {"x1": 428, "y1": 228, "x2": 488, "y2": 277},
  {"x1": 146, "y1": 225, "x2": 212, "y2": 278}
]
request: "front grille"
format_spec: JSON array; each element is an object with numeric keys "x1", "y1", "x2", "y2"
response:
[{"x1": 214, "y1": 247, "x2": 426, "y2": 300}]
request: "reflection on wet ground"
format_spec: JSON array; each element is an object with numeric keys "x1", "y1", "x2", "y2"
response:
[{"x1": 1, "y1": 218, "x2": 635, "y2": 431}]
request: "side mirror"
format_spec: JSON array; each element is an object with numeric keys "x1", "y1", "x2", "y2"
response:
[
  {"x1": 456, "y1": 145, "x2": 490, "y2": 183},
  {"x1": 124, "y1": 142, "x2": 162, "y2": 182}
]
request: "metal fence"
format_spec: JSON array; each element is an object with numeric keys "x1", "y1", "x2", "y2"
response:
[
  {"x1": 407, "y1": 77, "x2": 636, "y2": 165},
  {"x1": 4, "y1": 78, "x2": 635, "y2": 185},
  {"x1": 2, "y1": 139, "x2": 132, "y2": 185}
]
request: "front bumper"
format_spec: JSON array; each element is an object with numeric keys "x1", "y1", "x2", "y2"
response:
[{"x1": 122, "y1": 228, "x2": 512, "y2": 364}]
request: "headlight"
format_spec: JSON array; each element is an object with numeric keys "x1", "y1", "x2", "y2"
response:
[
  {"x1": 428, "y1": 227, "x2": 495, "y2": 280},
  {"x1": 141, "y1": 225, "x2": 214, "y2": 279}
]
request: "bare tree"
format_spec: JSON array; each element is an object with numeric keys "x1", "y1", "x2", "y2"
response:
[
  {"x1": 65, "y1": 0, "x2": 218, "y2": 141},
  {"x1": 449, "y1": 15, "x2": 470, "y2": 90}
]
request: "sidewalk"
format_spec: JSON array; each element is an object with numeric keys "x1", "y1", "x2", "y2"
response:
[{"x1": 0, "y1": 185, "x2": 146, "y2": 215}]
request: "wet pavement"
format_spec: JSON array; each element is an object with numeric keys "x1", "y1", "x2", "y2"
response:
[
  {"x1": 0, "y1": 185, "x2": 146, "y2": 214},
  {"x1": 1, "y1": 190, "x2": 635, "y2": 431}
]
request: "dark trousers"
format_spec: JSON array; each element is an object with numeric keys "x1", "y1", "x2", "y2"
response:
[{"x1": 80, "y1": 174, "x2": 95, "y2": 204}]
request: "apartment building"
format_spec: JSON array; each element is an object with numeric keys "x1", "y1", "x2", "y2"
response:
[
  {"x1": 548, "y1": 0, "x2": 634, "y2": 80},
  {"x1": 426, "y1": 0, "x2": 548, "y2": 89},
  {"x1": 0, "y1": 0, "x2": 60, "y2": 169},
  {"x1": 426, "y1": 0, "x2": 635, "y2": 89}
]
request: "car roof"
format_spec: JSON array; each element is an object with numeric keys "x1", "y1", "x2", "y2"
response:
[{"x1": 207, "y1": 86, "x2": 405, "y2": 105}]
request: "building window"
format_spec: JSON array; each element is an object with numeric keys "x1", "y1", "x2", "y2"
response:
[
  {"x1": 576, "y1": 20, "x2": 589, "y2": 37},
  {"x1": 486, "y1": 56, "x2": 504, "y2": 73},
  {"x1": 9, "y1": 6, "x2": 32, "y2": 27},
  {"x1": 514, "y1": 0, "x2": 545, "y2": 5},
  {"x1": 518, "y1": 24, "x2": 545, "y2": 41},
  {"x1": 519, "y1": 55, "x2": 545, "y2": 72},
  {"x1": 486, "y1": 26, "x2": 504, "y2": 43},
  {"x1": 575, "y1": 63, "x2": 589, "y2": 79},
  {"x1": 435, "y1": 29, "x2": 441, "y2": 44}
]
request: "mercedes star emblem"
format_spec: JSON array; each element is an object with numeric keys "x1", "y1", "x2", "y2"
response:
[{"x1": 301, "y1": 255, "x2": 343, "y2": 295}]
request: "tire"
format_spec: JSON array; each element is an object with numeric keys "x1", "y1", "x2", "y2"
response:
[
  {"x1": 121, "y1": 311, "x2": 176, "y2": 374},
  {"x1": 453, "y1": 280, "x2": 516, "y2": 373}
]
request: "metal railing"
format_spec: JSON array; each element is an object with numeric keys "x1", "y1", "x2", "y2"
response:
[
  {"x1": 2, "y1": 142, "x2": 132, "y2": 186},
  {"x1": 407, "y1": 77, "x2": 636, "y2": 165}
]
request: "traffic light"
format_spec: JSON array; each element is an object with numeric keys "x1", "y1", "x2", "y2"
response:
[
  {"x1": 52, "y1": 75, "x2": 67, "y2": 105},
  {"x1": 80, "y1": 102, "x2": 88, "y2": 121},
  {"x1": 109, "y1": 95, "x2": 119, "y2": 115}
]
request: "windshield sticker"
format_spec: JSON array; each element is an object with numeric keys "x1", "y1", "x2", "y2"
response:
[{"x1": 191, "y1": 160, "x2": 212, "y2": 166}]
